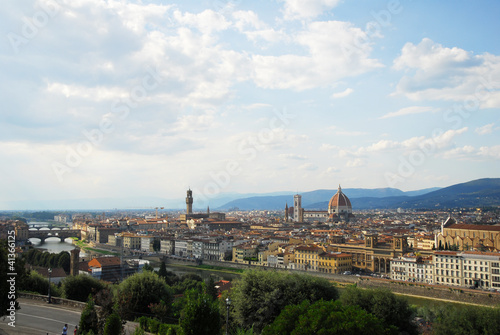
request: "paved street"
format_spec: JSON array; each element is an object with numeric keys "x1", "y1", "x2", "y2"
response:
[
  {"x1": 0, "y1": 299, "x2": 142, "y2": 335},
  {"x1": 0, "y1": 300, "x2": 81, "y2": 335}
]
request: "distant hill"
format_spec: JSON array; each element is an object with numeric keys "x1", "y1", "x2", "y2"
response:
[
  {"x1": 393, "y1": 178, "x2": 500, "y2": 209},
  {"x1": 217, "y1": 187, "x2": 442, "y2": 211},
  {"x1": 218, "y1": 179, "x2": 500, "y2": 210}
]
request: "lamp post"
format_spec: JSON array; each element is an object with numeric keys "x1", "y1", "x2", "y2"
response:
[
  {"x1": 47, "y1": 268, "x2": 52, "y2": 304},
  {"x1": 225, "y1": 297, "x2": 231, "y2": 335}
]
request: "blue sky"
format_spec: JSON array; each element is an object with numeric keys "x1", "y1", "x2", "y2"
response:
[{"x1": 1, "y1": 0, "x2": 499, "y2": 209}]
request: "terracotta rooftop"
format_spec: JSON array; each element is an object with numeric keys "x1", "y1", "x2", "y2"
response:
[{"x1": 448, "y1": 223, "x2": 500, "y2": 231}]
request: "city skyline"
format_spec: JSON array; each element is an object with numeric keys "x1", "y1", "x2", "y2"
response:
[{"x1": 1, "y1": 0, "x2": 499, "y2": 210}]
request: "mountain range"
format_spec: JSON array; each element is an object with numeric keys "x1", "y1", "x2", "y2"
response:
[
  {"x1": 217, "y1": 178, "x2": 500, "y2": 211},
  {"x1": 1, "y1": 178, "x2": 499, "y2": 211}
]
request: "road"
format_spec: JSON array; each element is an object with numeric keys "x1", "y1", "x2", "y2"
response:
[
  {"x1": 0, "y1": 300, "x2": 81, "y2": 335},
  {"x1": 0, "y1": 299, "x2": 141, "y2": 335}
]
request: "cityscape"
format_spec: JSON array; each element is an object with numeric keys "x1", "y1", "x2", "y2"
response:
[
  {"x1": 2, "y1": 180, "x2": 500, "y2": 333},
  {"x1": 2, "y1": 0, "x2": 500, "y2": 334}
]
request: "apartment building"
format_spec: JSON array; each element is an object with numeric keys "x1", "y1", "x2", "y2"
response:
[
  {"x1": 391, "y1": 255, "x2": 434, "y2": 284},
  {"x1": 318, "y1": 252, "x2": 352, "y2": 274},
  {"x1": 293, "y1": 245, "x2": 325, "y2": 271},
  {"x1": 160, "y1": 238, "x2": 175, "y2": 255},
  {"x1": 461, "y1": 251, "x2": 500, "y2": 289}
]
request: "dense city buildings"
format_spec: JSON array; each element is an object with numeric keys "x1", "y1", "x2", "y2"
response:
[{"x1": 3, "y1": 188, "x2": 500, "y2": 293}]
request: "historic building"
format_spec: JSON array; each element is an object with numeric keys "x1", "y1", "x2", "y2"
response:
[
  {"x1": 331, "y1": 234, "x2": 410, "y2": 273},
  {"x1": 436, "y1": 216, "x2": 500, "y2": 252},
  {"x1": 391, "y1": 255, "x2": 434, "y2": 284},
  {"x1": 286, "y1": 185, "x2": 354, "y2": 223},
  {"x1": 179, "y1": 189, "x2": 226, "y2": 223},
  {"x1": 433, "y1": 250, "x2": 500, "y2": 290}
]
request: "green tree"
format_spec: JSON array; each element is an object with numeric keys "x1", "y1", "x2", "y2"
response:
[
  {"x1": 57, "y1": 251, "x2": 71, "y2": 273},
  {"x1": 116, "y1": 270, "x2": 172, "y2": 321},
  {"x1": 79, "y1": 296, "x2": 99, "y2": 334},
  {"x1": 179, "y1": 286, "x2": 221, "y2": 335},
  {"x1": 103, "y1": 311, "x2": 123, "y2": 335},
  {"x1": 142, "y1": 262, "x2": 154, "y2": 272},
  {"x1": 158, "y1": 261, "x2": 168, "y2": 279},
  {"x1": 339, "y1": 286, "x2": 417, "y2": 335},
  {"x1": 231, "y1": 270, "x2": 339, "y2": 333},
  {"x1": 205, "y1": 276, "x2": 218, "y2": 301},
  {"x1": 172, "y1": 274, "x2": 204, "y2": 295},
  {"x1": 62, "y1": 274, "x2": 105, "y2": 302},
  {"x1": 432, "y1": 305, "x2": 500, "y2": 335},
  {"x1": 20, "y1": 270, "x2": 61, "y2": 297},
  {"x1": 261, "y1": 300, "x2": 397, "y2": 335}
]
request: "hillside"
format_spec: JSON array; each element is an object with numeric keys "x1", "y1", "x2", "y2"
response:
[
  {"x1": 218, "y1": 179, "x2": 500, "y2": 210},
  {"x1": 218, "y1": 187, "x2": 441, "y2": 211}
]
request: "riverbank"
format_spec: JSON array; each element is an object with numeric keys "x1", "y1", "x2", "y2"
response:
[
  {"x1": 164, "y1": 263, "x2": 244, "y2": 275},
  {"x1": 163, "y1": 257, "x2": 500, "y2": 307},
  {"x1": 71, "y1": 238, "x2": 119, "y2": 256}
]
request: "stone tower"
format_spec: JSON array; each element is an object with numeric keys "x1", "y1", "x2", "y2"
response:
[
  {"x1": 186, "y1": 189, "x2": 193, "y2": 214},
  {"x1": 70, "y1": 248, "x2": 80, "y2": 276},
  {"x1": 293, "y1": 194, "x2": 302, "y2": 223},
  {"x1": 285, "y1": 203, "x2": 289, "y2": 222}
]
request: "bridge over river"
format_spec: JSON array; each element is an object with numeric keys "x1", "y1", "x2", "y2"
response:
[{"x1": 28, "y1": 229, "x2": 81, "y2": 243}]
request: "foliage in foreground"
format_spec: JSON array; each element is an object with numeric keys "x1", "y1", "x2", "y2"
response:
[
  {"x1": 339, "y1": 286, "x2": 418, "y2": 335},
  {"x1": 230, "y1": 270, "x2": 339, "y2": 333},
  {"x1": 179, "y1": 285, "x2": 221, "y2": 335},
  {"x1": 261, "y1": 299, "x2": 398, "y2": 335},
  {"x1": 426, "y1": 304, "x2": 500, "y2": 335},
  {"x1": 21, "y1": 270, "x2": 61, "y2": 297},
  {"x1": 79, "y1": 297, "x2": 99, "y2": 334},
  {"x1": 62, "y1": 274, "x2": 106, "y2": 302},
  {"x1": 116, "y1": 271, "x2": 172, "y2": 321}
]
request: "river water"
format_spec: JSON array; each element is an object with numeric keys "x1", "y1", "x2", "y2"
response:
[
  {"x1": 28, "y1": 222, "x2": 239, "y2": 281},
  {"x1": 28, "y1": 221, "x2": 87, "y2": 257},
  {"x1": 159, "y1": 264, "x2": 241, "y2": 282}
]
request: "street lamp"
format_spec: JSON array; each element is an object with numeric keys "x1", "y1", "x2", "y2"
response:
[
  {"x1": 225, "y1": 297, "x2": 231, "y2": 335},
  {"x1": 47, "y1": 268, "x2": 52, "y2": 304}
]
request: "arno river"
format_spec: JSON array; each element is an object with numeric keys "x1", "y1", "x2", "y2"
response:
[{"x1": 28, "y1": 222, "x2": 238, "y2": 281}]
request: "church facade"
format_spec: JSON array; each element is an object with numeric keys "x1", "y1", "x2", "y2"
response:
[{"x1": 285, "y1": 185, "x2": 354, "y2": 223}]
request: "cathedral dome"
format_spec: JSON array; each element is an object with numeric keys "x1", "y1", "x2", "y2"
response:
[{"x1": 328, "y1": 185, "x2": 352, "y2": 215}]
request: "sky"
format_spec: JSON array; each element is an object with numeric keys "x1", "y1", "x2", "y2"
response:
[{"x1": 1, "y1": 0, "x2": 500, "y2": 209}]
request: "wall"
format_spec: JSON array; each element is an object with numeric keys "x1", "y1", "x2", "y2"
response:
[
  {"x1": 19, "y1": 293, "x2": 101, "y2": 310},
  {"x1": 357, "y1": 277, "x2": 500, "y2": 307}
]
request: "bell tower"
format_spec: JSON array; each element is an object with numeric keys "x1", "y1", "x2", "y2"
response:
[
  {"x1": 365, "y1": 234, "x2": 378, "y2": 248},
  {"x1": 293, "y1": 194, "x2": 302, "y2": 223},
  {"x1": 186, "y1": 189, "x2": 193, "y2": 214}
]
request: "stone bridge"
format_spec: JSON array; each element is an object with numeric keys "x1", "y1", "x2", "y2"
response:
[{"x1": 28, "y1": 229, "x2": 81, "y2": 243}]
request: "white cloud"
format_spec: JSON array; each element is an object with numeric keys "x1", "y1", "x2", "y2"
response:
[
  {"x1": 475, "y1": 123, "x2": 495, "y2": 135},
  {"x1": 393, "y1": 38, "x2": 500, "y2": 107},
  {"x1": 46, "y1": 82, "x2": 128, "y2": 101},
  {"x1": 332, "y1": 88, "x2": 354, "y2": 99},
  {"x1": 281, "y1": 0, "x2": 342, "y2": 20},
  {"x1": 173, "y1": 9, "x2": 231, "y2": 33},
  {"x1": 253, "y1": 21, "x2": 382, "y2": 90},
  {"x1": 478, "y1": 145, "x2": 500, "y2": 159},
  {"x1": 320, "y1": 144, "x2": 339, "y2": 151},
  {"x1": 298, "y1": 163, "x2": 319, "y2": 171},
  {"x1": 380, "y1": 106, "x2": 434, "y2": 119},
  {"x1": 279, "y1": 153, "x2": 307, "y2": 160},
  {"x1": 443, "y1": 145, "x2": 500, "y2": 160},
  {"x1": 346, "y1": 158, "x2": 365, "y2": 167}
]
